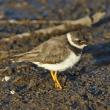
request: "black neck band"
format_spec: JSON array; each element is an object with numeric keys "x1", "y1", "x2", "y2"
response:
[{"x1": 67, "y1": 42, "x2": 82, "y2": 56}]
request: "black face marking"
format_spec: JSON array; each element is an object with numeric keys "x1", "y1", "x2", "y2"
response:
[
  {"x1": 70, "y1": 31, "x2": 88, "y2": 46},
  {"x1": 74, "y1": 39, "x2": 87, "y2": 45}
]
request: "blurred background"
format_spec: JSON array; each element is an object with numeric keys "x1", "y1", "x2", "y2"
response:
[
  {"x1": 0, "y1": 0, "x2": 109, "y2": 20},
  {"x1": 0, "y1": 0, "x2": 110, "y2": 110}
]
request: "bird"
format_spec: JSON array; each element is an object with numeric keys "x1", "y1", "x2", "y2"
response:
[{"x1": 13, "y1": 31, "x2": 88, "y2": 90}]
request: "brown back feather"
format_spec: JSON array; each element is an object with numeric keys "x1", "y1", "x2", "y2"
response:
[{"x1": 15, "y1": 35, "x2": 71, "y2": 64}]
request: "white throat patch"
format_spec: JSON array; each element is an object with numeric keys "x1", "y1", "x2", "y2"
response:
[{"x1": 67, "y1": 33, "x2": 86, "y2": 49}]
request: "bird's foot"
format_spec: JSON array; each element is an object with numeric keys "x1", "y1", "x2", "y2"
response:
[
  {"x1": 55, "y1": 82, "x2": 62, "y2": 90},
  {"x1": 50, "y1": 71, "x2": 62, "y2": 90}
]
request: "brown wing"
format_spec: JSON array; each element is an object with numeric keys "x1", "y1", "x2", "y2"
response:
[{"x1": 16, "y1": 36, "x2": 70, "y2": 64}]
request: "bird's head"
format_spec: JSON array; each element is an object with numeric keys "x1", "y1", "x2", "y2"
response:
[{"x1": 67, "y1": 31, "x2": 88, "y2": 49}]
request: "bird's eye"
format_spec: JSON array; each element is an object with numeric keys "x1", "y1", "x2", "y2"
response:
[
  {"x1": 74, "y1": 39, "x2": 80, "y2": 41},
  {"x1": 77, "y1": 40, "x2": 86, "y2": 44},
  {"x1": 76, "y1": 39, "x2": 81, "y2": 42}
]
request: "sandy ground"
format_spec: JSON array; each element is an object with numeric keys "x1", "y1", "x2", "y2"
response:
[{"x1": 0, "y1": 0, "x2": 110, "y2": 110}]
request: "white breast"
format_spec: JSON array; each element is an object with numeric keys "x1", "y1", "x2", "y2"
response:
[{"x1": 33, "y1": 52, "x2": 81, "y2": 71}]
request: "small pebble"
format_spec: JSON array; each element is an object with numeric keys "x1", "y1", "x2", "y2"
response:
[
  {"x1": 10, "y1": 90, "x2": 15, "y2": 95},
  {"x1": 9, "y1": 19, "x2": 17, "y2": 23},
  {"x1": 1, "y1": 76, "x2": 11, "y2": 82}
]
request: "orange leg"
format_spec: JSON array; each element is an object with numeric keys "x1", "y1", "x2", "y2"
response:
[{"x1": 50, "y1": 71, "x2": 62, "y2": 90}]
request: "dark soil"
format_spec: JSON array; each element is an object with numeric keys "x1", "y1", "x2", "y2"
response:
[{"x1": 0, "y1": 0, "x2": 110, "y2": 110}]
